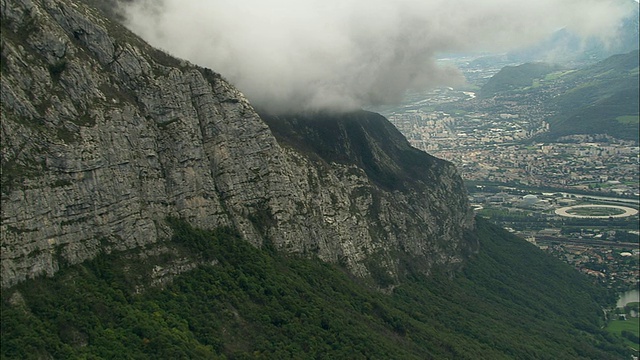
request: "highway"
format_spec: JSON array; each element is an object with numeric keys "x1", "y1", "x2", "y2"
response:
[{"x1": 535, "y1": 236, "x2": 639, "y2": 249}]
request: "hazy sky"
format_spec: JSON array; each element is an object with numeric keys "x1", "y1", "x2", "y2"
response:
[{"x1": 124, "y1": 0, "x2": 635, "y2": 114}]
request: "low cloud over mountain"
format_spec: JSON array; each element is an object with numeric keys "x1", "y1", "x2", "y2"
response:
[{"x1": 124, "y1": 0, "x2": 636, "y2": 114}]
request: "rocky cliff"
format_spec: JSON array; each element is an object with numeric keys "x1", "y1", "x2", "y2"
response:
[{"x1": 0, "y1": 0, "x2": 476, "y2": 289}]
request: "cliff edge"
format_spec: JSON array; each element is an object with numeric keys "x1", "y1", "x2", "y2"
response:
[{"x1": 1, "y1": 0, "x2": 475, "y2": 289}]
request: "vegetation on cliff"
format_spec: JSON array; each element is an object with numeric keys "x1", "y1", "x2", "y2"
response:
[{"x1": 1, "y1": 218, "x2": 630, "y2": 359}]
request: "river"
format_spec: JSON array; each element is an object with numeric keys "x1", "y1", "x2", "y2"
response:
[{"x1": 617, "y1": 289, "x2": 640, "y2": 308}]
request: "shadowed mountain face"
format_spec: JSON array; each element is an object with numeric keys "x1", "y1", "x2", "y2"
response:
[{"x1": 260, "y1": 110, "x2": 443, "y2": 191}]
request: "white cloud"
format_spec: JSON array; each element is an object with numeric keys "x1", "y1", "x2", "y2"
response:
[{"x1": 123, "y1": 0, "x2": 635, "y2": 114}]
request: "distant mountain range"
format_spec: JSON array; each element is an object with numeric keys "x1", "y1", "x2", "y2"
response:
[
  {"x1": 479, "y1": 50, "x2": 639, "y2": 142},
  {"x1": 466, "y1": 2, "x2": 638, "y2": 74},
  {"x1": 498, "y1": 2, "x2": 639, "y2": 66},
  {"x1": 546, "y1": 50, "x2": 639, "y2": 142}
]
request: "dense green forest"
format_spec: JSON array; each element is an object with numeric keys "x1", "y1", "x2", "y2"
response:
[{"x1": 1, "y1": 218, "x2": 631, "y2": 359}]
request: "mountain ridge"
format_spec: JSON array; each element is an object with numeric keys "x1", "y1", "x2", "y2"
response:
[
  {"x1": 545, "y1": 49, "x2": 639, "y2": 142},
  {"x1": 1, "y1": 0, "x2": 474, "y2": 289},
  {"x1": 0, "y1": 0, "x2": 633, "y2": 357},
  {"x1": 260, "y1": 110, "x2": 446, "y2": 191},
  {"x1": 478, "y1": 62, "x2": 565, "y2": 97},
  {"x1": 476, "y1": 50, "x2": 639, "y2": 142}
]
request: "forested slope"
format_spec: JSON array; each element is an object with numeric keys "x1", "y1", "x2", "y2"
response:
[
  {"x1": 1, "y1": 219, "x2": 629, "y2": 359},
  {"x1": 547, "y1": 50, "x2": 640, "y2": 142}
]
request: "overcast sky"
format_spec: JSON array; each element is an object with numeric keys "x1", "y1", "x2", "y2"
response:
[{"x1": 123, "y1": 0, "x2": 636, "y2": 114}]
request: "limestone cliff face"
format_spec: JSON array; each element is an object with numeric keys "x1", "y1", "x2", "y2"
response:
[{"x1": 0, "y1": 0, "x2": 476, "y2": 289}]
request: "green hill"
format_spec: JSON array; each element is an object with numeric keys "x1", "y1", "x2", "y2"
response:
[
  {"x1": 546, "y1": 50, "x2": 640, "y2": 142},
  {"x1": 479, "y1": 62, "x2": 564, "y2": 98},
  {"x1": 1, "y1": 218, "x2": 630, "y2": 359},
  {"x1": 476, "y1": 51, "x2": 639, "y2": 142}
]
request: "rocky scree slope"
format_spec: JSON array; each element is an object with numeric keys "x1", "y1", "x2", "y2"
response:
[{"x1": 0, "y1": 0, "x2": 476, "y2": 289}]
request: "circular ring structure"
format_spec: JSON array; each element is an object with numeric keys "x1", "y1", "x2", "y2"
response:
[{"x1": 554, "y1": 204, "x2": 639, "y2": 219}]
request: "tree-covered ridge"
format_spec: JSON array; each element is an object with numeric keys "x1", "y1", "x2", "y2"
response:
[
  {"x1": 1, "y1": 219, "x2": 631, "y2": 359},
  {"x1": 475, "y1": 50, "x2": 639, "y2": 142},
  {"x1": 547, "y1": 50, "x2": 640, "y2": 142},
  {"x1": 478, "y1": 62, "x2": 565, "y2": 97}
]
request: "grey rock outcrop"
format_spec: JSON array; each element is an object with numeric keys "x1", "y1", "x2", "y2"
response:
[{"x1": 0, "y1": 0, "x2": 476, "y2": 289}]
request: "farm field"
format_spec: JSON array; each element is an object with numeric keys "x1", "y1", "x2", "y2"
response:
[{"x1": 606, "y1": 317, "x2": 639, "y2": 351}]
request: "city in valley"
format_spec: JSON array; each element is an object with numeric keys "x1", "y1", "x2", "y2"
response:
[{"x1": 370, "y1": 59, "x2": 640, "y2": 295}]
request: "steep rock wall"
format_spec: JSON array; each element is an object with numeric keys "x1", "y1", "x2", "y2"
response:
[{"x1": 0, "y1": 0, "x2": 475, "y2": 288}]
